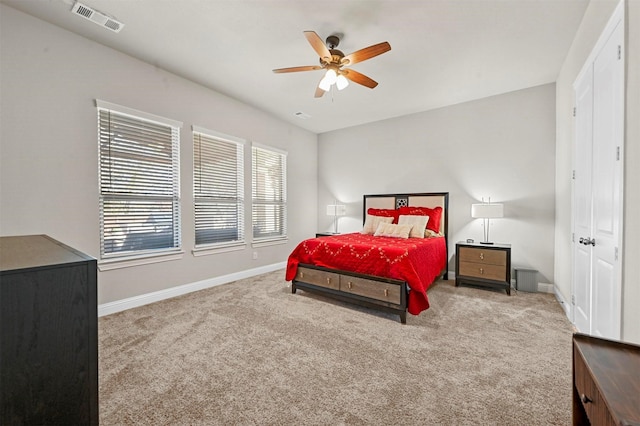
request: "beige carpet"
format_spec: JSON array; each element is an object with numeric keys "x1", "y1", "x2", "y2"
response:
[{"x1": 99, "y1": 270, "x2": 574, "y2": 425}]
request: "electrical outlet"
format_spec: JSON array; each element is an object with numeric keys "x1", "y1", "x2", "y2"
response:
[{"x1": 252, "y1": 251, "x2": 258, "y2": 260}]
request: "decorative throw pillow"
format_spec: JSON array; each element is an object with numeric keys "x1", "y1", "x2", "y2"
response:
[
  {"x1": 362, "y1": 214, "x2": 394, "y2": 235},
  {"x1": 398, "y1": 206, "x2": 443, "y2": 233},
  {"x1": 367, "y1": 208, "x2": 400, "y2": 224},
  {"x1": 424, "y1": 229, "x2": 443, "y2": 238},
  {"x1": 398, "y1": 215, "x2": 429, "y2": 238},
  {"x1": 374, "y1": 222, "x2": 413, "y2": 239}
]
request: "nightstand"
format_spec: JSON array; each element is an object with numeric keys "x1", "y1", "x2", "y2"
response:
[
  {"x1": 455, "y1": 241, "x2": 511, "y2": 295},
  {"x1": 315, "y1": 232, "x2": 340, "y2": 237}
]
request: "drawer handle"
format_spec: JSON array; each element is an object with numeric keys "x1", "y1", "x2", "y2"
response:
[
  {"x1": 300, "y1": 272, "x2": 304, "y2": 278},
  {"x1": 479, "y1": 268, "x2": 484, "y2": 275},
  {"x1": 479, "y1": 253, "x2": 484, "y2": 260},
  {"x1": 326, "y1": 277, "x2": 331, "y2": 284},
  {"x1": 580, "y1": 394, "x2": 592, "y2": 404},
  {"x1": 348, "y1": 281, "x2": 353, "y2": 289},
  {"x1": 384, "y1": 289, "x2": 389, "y2": 297}
]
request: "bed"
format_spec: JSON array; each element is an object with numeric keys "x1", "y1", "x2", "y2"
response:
[{"x1": 285, "y1": 192, "x2": 449, "y2": 323}]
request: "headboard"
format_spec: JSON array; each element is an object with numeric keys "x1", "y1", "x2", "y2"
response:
[
  {"x1": 363, "y1": 192, "x2": 449, "y2": 235},
  {"x1": 363, "y1": 192, "x2": 449, "y2": 266}
]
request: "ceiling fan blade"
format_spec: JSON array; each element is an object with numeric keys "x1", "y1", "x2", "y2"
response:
[
  {"x1": 304, "y1": 31, "x2": 332, "y2": 63},
  {"x1": 342, "y1": 69, "x2": 378, "y2": 89},
  {"x1": 314, "y1": 75, "x2": 326, "y2": 98},
  {"x1": 342, "y1": 41, "x2": 391, "y2": 66},
  {"x1": 272, "y1": 65, "x2": 322, "y2": 73}
]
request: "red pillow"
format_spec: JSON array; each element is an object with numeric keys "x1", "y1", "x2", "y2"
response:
[
  {"x1": 398, "y1": 206, "x2": 443, "y2": 233},
  {"x1": 367, "y1": 208, "x2": 400, "y2": 224}
]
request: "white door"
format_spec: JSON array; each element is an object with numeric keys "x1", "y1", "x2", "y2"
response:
[
  {"x1": 572, "y1": 65, "x2": 593, "y2": 334},
  {"x1": 590, "y1": 21, "x2": 623, "y2": 339},
  {"x1": 572, "y1": 6, "x2": 624, "y2": 340}
]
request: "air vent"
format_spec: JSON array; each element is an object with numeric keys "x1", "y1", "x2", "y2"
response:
[
  {"x1": 71, "y1": 2, "x2": 124, "y2": 33},
  {"x1": 294, "y1": 112, "x2": 311, "y2": 120}
]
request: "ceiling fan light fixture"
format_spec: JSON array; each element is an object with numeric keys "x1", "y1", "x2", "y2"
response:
[
  {"x1": 318, "y1": 76, "x2": 332, "y2": 91},
  {"x1": 273, "y1": 31, "x2": 391, "y2": 98},
  {"x1": 324, "y1": 69, "x2": 338, "y2": 85},
  {"x1": 336, "y1": 74, "x2": 349, "y2": 90}
]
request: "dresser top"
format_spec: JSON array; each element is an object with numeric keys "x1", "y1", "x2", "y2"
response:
[
  {"x1": 0, "y1": 235, "x2": 93, "y2": 272},
  {"x1": 574, "y1": 333, "x2": 640, "y2": 423}
]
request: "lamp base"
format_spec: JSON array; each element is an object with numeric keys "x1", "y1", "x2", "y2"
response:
[{"x1": 480, "y1": 241, "x2": 495, "y2": 245}]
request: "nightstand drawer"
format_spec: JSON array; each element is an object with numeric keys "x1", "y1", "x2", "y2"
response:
[
  {"x1": 459, "y1": 247, "x2": 506, "y2": 266},
  {"x1": 340, "y1": 276, "x2": 401, "y2": 305},
  {"x1": 459, "y1": 261, "x2": 506, "y2": 281},
  {"x1": 295, "y1": 267, "x2": 340, "y2": 290}
]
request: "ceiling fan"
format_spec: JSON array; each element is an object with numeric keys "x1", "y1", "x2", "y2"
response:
[{"x1": 273, "y1": 31, "x2": 391, "y2": 98}]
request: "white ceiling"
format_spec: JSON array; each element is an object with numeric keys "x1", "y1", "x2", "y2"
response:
[{"x1": 1, "y1": 0, "x2": 589, "y2": 134}]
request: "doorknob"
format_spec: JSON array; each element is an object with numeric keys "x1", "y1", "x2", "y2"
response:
[
  {"x1": 579, "y1": 237, "x2": 584, "y2": 244},
  {"x1": 580, "y1": 237, "x2": 596, "y2": 246}
]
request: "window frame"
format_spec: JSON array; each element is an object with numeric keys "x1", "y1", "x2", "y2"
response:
[
  {"x1": 251, "y1": 143, "x2": 288, "y2": 246},
  {"x1": 96, "y1": 100, "x2": 183, "y2": 269},
  {"x1": 192, "y1": 126, "x2": 246, "y2": 255}
]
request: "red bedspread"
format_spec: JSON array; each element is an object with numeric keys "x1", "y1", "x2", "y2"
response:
[{"x1": 285, "y1": 233, "x2": 446, "y2": 315}]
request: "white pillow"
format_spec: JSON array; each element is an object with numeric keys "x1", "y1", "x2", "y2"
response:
[
  {"x1": 398, "y1": 215, "x2": 429, "y2": 238},
  {"x1": 373, "y1": 222, "x2": 413, "y2": 239},
  {"x1": 362, "y1": 214, "x2": 393, "y2": 235}
]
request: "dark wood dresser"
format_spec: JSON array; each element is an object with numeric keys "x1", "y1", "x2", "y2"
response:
[
  {"x1": 0, "y1": 235, "x2": 98, "y2": 425},
  {"x1": 572, "y1": 333, "x2": 640, "y2": 426}
]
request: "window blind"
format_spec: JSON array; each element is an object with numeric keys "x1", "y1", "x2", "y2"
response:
[
  {"x1": 252, "y1": 145, "x2": 287, "y2": 240},
  {"x1": 98, "y1": 107, "x2": 181, "y2": 257},
  {"x1": 193, "y1": 131, "x2": 244, "y2": 246}
]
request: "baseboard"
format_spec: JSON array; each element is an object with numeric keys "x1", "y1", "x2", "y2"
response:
[
  {"x1": 98, "y1": 261, "x2": 287, "y2": 317},
  {"x1": 554, "y1": 285, "x2": 572, "y2": 319}
]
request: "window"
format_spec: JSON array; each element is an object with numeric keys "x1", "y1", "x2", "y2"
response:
[
  {"x1": 193, "y1": 128, "x2": 245, "y2": 247},
  {"x1": 252, "y1": 144, "x2": 287, "y2": 241},
  {"x1": 97, "y1": 100, "x2": 182, "y2": 259}
]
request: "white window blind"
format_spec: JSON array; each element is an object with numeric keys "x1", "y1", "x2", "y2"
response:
[
  {"x1": 252, "y1": 145, "x2": 287, "y2": 240},
  {"x1": 193, "y1": 130, "x2": 245, "y2": 246},
  {"x1": 98, "y1": 103, "x2": 181, "y2": 258}
]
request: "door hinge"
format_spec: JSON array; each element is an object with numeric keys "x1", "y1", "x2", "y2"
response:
[
  {"x1": 571, "y1": 295, "x2": 575, "y2": 305},
  {"x1": 618, "y1": 45, "x2": 621, "y2": 60},
  {"x1": 572, "y1": 170, "x2": 576, "y2": 180},
  {"x1": 573, "y1": 107, "x2": 576, "y2": 117},
  {"x1": 616, "y1": 146, "x2": 620, "y2": 161},
  {"x1": 615, "y1": 247, "x2": 619, "y2": 261},
  {"x1": 572, "y1": 233, "x2": 575, "y2": 242}
]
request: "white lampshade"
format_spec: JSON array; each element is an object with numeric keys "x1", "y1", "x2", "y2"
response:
[
  {"x1": 471, "y1": 203, "x2": 504, "y2": 219},
  {"x1": 326, "y1": 204, "x2": 346, "y2": 216},
  {"x1": 324, "y1": 69, "x2": 338, "y2": 85},
  {"x1": 318, "y1": 76, "x2": 332, "y2": 92},
  {"x1": 336, "y1": 74, "x2": 349, "y2": 90}
]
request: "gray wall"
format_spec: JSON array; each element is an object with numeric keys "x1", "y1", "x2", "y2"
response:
[
  {"x1": 555, "y1": 0, "x2": 640, "y2": 344},
  {"x1": 318, "y1": 84, "x2": 557, "y2": 283},
  {"x1": 0, "y1": 6, "x2": 318, "y2": 305}
]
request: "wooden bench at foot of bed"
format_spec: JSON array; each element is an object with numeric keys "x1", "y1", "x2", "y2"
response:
[{"x1": 292, "y1": 263, "x2": 408, "y2": 324}]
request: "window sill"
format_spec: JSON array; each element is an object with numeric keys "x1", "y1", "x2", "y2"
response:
[
  {"x1": 251, "y1": 238, "x2": 288, "y2": 248},
  {"x1": 192, "y1": 242, "x2": 247, "y2": 257},
  {"x1": 98, "y1": 250, "x2": 184, "y2": 271}
]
